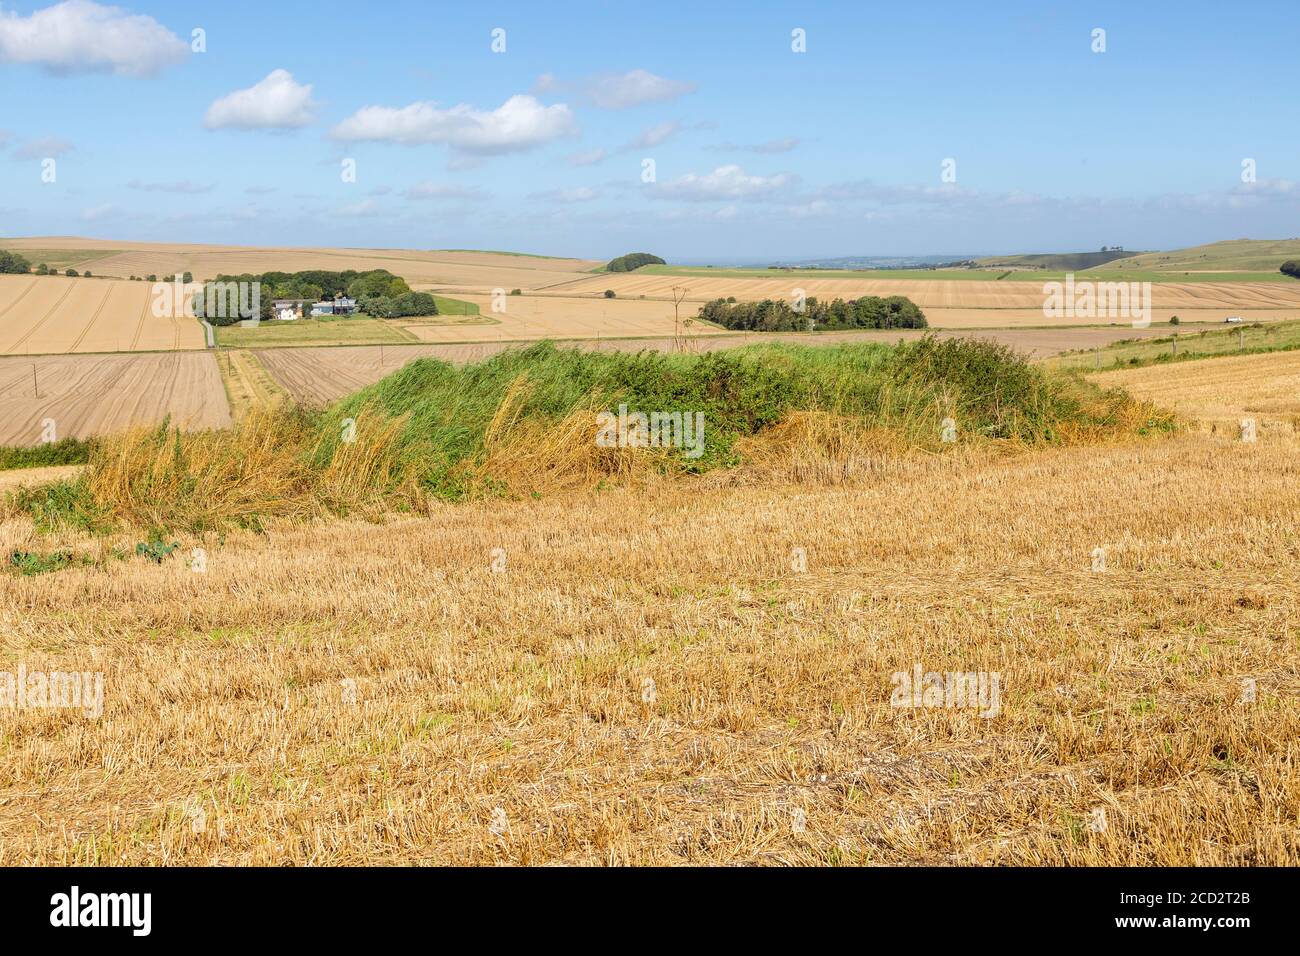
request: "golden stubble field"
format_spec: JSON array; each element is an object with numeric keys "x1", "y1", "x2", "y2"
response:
[
  {"x1": 0, "y1": 238, "x2": 601, "y2": 292},
  {"x1": 0, "y1": 275, "x2": 203, "y2": 355},
  {"x1": 0, "y1": 368, "x2": 1296, "y2": 864},
  {"x1": 547, "y1": 273, "x2": 1300, "y2": 315},
  {"x1": 0, "y1": 352, "x2": 230, "y2": 445},
  {"x1": 1094, "y1": 350, "x2": 1300, "y2": 432}
]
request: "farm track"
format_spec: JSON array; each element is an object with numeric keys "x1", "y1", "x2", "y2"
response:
[
  {"x1": 67, "y1": 284, "x2": 115, "y2": 353},
  {"x1": 6, "y1": 281, "x2": 74, "y2": 353}
]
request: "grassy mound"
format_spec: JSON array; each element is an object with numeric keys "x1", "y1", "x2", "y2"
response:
[{"x1": 7, "y1": 337, "x2": 1174, "y2": 532}]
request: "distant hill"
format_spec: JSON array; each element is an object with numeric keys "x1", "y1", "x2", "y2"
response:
[
  {"x1": 975, "y1": 250, "x2": 1141, "y2": 271},
  {"x1": 1089, "y1": 238, "x2": 1300, "y2": 273}
]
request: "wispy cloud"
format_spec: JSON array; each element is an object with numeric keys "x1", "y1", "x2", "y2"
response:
[
  {"x1": 647, "y1": 164, "x2": 797, "y2": 202},
  {"x1": 127, "y1": 179, "x2": 213, "y2": 194},
  {"x1": 566, "y1": 147, "x2": 608, "y2": 167},
  {"x1": 402, "y1": 182, "x2": 489, "y2": 201},
  {"x1": 534, "y1": 68, "x2": 695, "y2": 110},
  {"x1": 622, "y1": 121, "x2": 680, "y2": 151},
  {"x1": 709, "y1": 136, "x2": 800, "y2": 154},
  {"x1": 14, "y1": 135, "x2": 73, "y2": 159},
  {"x1": 529, "y1": 186, "x2": 600, "y2": 203}
]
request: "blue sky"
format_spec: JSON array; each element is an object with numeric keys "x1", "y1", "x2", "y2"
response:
[{"x1": 1, "y1": 0, "x2": 1297, "y2": 260}]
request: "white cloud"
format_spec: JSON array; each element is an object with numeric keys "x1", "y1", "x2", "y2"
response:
[
  {"x1": 0, "y1": 0, "x2": 186, "y2": 77},
  {"x1": 530, "y1": 187, "x2": 600, "y2": 203},
  {"x1": 127, "y1": 179, "x2": 212, "y2": 194},
  {"x1": 585, "y1": 69, "x2": 695, "y2": 109},
  {"x1": 566, "y1": 147, "x2": 607, "y2": 167},
  {"x1": 623, "y1": 121, "x2": 680, "y2": 151},
  {"x1": 204, "y1": 70, "x2": 317, "y2": 131},
  {"x1": 532, "y1": 69, "x2": 695, "y2": 109},
  {"x1": 14, "y1": 136, "x2": 73, "y2": 159},
  {"x1": 331, "y1": 95, "x2": 576, "y2": 155},
  {"x1": 402, "y1": 182, "x2": 488, "y2": 201},
  {"x1": 648, "y1": 165, "x2": 796, "y2": 202}
]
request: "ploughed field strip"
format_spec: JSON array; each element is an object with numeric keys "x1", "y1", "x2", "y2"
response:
[{"x1": 0, "y1": 352, "x2": 231, "y2": 445}]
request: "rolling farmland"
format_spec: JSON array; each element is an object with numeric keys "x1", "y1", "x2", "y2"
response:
[
  {"x1": 543, "y1": 272, "x2": 1300, "y2": 315},
  {"x1": 0, "y1": 238, "x2": 600, "y2": 290},
  {"x1": 0, "y1": 275, "x2": 203, "y2": 355}
]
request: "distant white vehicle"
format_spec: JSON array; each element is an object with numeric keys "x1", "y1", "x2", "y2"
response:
[{"x1": 1225, "y1": 315, "x2": 1244, "y2": 323}]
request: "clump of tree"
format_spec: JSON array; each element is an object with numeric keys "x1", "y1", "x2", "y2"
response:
[
  {"x1": 698, "y1": 295, "x2": 927, "y2": 332},
  {"x1": 0, "y1": 250, "x2": 32, "y2": 274},
  {"x1": 605, "y1": 252, "x2": 665, "y2": 272},
  {"x1": 604, "y1": 289, "x2": 616, "y2": 298},
  {"x1": 35, "y1": 263, "x2": 49, "y2": 275},
  {"x1": 1281, "y1": 260, "x2": 1300, "y2": 279},
  {"x1": 65, "y1": 268, "x2": 79, "y2": 277},
  {"x1": 358, "y1": 290, "x2": 439, "y2": 318}
]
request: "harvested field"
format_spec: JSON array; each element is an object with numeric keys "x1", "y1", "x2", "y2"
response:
[
  {"x1": 545, "y1": 273, "x2": 1300, "y2": 315},
  {"x1": 0, "y1": 353, "x2": 231, "y2": 445},
  {"x1": 0, "y1": 464, "x2": 84, "y2": 494},
  {"x1": 401, "y1": 294, "x2": 717, "y2": 343},
  {"x1": 1, "y1": 425, "x2": 1296, "y2": 864},
  {"x1": 0, "y1": 275, "x2": 203, "y2": 355},
  {"x1": 258, "y1": 326, "x2": 1183, "y2": 405},
  {"x1": 1093, "y1": 350, "x2": 1300, "y2": 432},
  {"x1": 0, "y1": 238, "x2": 600, "y2": 290}
]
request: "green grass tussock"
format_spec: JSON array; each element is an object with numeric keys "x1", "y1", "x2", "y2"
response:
[{"x1": 6, "y1": 337, "x2": 1171, "y2": 532}]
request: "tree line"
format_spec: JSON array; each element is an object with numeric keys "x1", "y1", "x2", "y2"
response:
[{"x1": 697, "y1": 295, "x2": 927, "y2": 332}]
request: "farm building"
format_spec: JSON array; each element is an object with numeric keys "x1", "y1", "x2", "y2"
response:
[
  {"x1": 311, "y1": 295, "x2": 357, "y2": 316},
  {"x1": 272, "y1": 298, "x2": 314, "y2": 321}
]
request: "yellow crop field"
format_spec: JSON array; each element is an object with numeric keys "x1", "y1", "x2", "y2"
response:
[
  {"x1": 0, "y1": 353, "x2": 231, "y2": 444},
  {"x1": 0, "y1": 275, "x2": 203, "y2": 355},
  {"x1": 401, "y1": 293, "x2": 724, "y2": 343}
]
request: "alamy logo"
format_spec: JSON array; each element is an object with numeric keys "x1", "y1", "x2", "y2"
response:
[
  {"x1": 1043, "y1": 273, "x2": 1151, "y2": 327},
  {"x1": 0, "y1": 666, "x2": 103, "y2": 718},
  {"x1": 595, "y1": 404, "x2": 705, "y2": 459},
  {"x1": 50, "y1": 886, "x2": 151, "y2": 936},
  {"x1": 890, "y1": 664, "x2": 1000, "y2": 718},
  {"x1": 150, "y1": 275, "x2": 260, "y2": 320}
]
